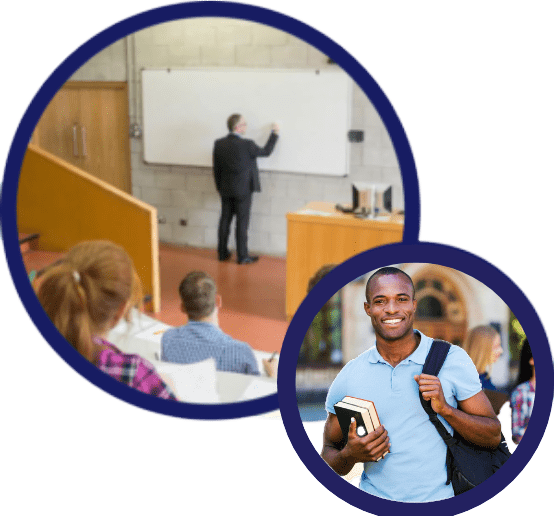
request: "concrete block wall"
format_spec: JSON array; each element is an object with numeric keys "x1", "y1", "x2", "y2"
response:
[
  {"x1": 70, "y1": 39, "x2": 127, "y2": 81},
  {"x1": 71, "y1": 17, "x2": 403, "y2": 257}
]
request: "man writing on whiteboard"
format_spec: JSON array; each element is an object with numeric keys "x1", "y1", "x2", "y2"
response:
[{"x1": 213, "y1": 114, "x2": 279, "y2": 264}]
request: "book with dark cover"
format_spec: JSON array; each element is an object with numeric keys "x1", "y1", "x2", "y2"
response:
[
  {"x1": 334, "y1": 397, "x2": 388, "y2": 457},
  {"x1": 343, "y1": 396, "x2": 382, "y2": 427}
]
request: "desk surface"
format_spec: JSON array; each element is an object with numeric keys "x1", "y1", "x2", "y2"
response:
[
  {"x1": 108, "y1": 310, "x2": 277, "y2": 403},
  {"x1": 287, "y1": 201, "x2": 404, "y2": 229}
]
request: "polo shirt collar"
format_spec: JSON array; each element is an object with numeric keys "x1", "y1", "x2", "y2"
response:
[{"x1": 367, "y1": 329, "x2": 432, "y2": 365}]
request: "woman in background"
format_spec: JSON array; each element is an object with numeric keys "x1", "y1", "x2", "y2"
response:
[
  {"x1": 462, "y1": 325, "x2": 503, "y2": 391},
  {"x1": 510, "y1": 339, "x2": 535, "y2": 444},
  {"x1": 35, "y1": 240, "x2": 177, "y2": 400}
]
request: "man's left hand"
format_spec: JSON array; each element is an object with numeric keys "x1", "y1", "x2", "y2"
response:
[{"x1": 414, "y1": 374, "x2": 451, "y2": 416}]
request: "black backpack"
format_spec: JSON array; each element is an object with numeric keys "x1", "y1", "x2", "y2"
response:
[{"x1": 420, "y1": 339, "x2": 512, "y2": 495}]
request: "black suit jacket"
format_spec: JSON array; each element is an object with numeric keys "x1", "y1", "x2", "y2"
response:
[{"x1": 213, "y1": 132, "x2": 278, "y2": 198}]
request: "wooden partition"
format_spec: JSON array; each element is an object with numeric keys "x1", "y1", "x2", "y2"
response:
[{"x1": 17, "y1": 144, "x2": 161, "y2": 312}]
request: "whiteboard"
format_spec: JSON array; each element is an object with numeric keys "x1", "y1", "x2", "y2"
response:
[{"x1": 142, "y1": 68, "x2": 351, "y2": 176}]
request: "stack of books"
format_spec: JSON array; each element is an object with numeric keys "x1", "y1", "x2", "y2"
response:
[{"x1": 334, "y1": 396, "x2": 387, "y2": 457}]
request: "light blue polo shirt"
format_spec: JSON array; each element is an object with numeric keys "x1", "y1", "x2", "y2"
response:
[{"x1": 325, "y1": 330, "x2": 482, "y2": 502}]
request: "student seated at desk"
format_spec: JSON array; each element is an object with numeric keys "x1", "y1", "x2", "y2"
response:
[
  {"x1": 34, "y1": 240, "x2": 177, "y2": 400},
  {"x1": 161, "y1": 271, "x2": 277, "y2": 377}
]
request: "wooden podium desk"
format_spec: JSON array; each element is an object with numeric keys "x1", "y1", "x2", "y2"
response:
[{"x1": 286, "y1": 201, "x2": 404, "y2": 319}]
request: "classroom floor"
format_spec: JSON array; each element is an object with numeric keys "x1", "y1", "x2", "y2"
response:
[{"x1": 21, "y1": 241, "x2": 289, "y2": 353}]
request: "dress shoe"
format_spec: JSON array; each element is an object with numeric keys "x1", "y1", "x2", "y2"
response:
[
  {"x1": 237, "y1": 255, "x2": 259, "y2": 264},
  {"x1": 218, "y1": 252, "x2": 231, "y2": 262}
]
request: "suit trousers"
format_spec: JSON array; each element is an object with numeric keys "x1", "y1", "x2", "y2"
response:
[{"x1": 218, "y1": 194, "x2": 252, "y2": 261}]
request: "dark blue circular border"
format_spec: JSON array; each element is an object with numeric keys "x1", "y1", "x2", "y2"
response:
[
  {"x1": 1, "y1": 2, "x2": 419, "y2": 419},
  {"x1": 278, "y1": 241, "x2": 553, "y2": 514}
]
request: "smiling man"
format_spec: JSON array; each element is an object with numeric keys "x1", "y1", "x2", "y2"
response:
[{"x1": 321, "y1": 266, "x2": 501, "y2": 502}]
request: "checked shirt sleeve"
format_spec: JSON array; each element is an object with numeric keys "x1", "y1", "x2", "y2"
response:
[
  {"x1": 97, "y1": 344, "x2": 177, "y2": 400},
  {"x1": 510, "y1": 382, "x2": 534, "y2": 444},
  {"x1": 131, "y1": 356, "x2": 177, "y2": 400}
]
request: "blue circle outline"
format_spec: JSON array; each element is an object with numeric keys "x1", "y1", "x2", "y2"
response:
[
  {"x1": 278, "y1": 242, "x2": 553, "y2": 514},
  {"x1": 1, "y1": 2, "x2": 419, "y2": 419}
]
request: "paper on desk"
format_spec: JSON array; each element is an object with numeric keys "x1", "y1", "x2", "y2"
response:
[
  {"x1": 109, "y1": 308, "x2": 159, "y2": 338},
  {"x1": 133, "y1": 322, "x2": 173, "y2": 344},
  {"x1": 240, "y1": 377, "x2": 277, "y2": 400},
  {"x1": 297, "y1": 208, "x2": 333, "y2": 216}
]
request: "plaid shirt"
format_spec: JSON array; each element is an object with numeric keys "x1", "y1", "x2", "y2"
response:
[
  {"x1": 510, "y1": 380, "x2": 535, "y2": 444},
  {"x1": 95, "y1": 338, "x2": 177, "y2": 400}
]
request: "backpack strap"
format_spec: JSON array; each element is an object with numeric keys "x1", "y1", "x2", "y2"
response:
[
  {"x1": 419, "y1": 340, "x2": 457, "y2": 445},
  {"x1": 422, "y1": 339, "x2": 450, "y2": 377},
  {"x1": 419, "y1": 340, "x2": 458, "y2": 485}
]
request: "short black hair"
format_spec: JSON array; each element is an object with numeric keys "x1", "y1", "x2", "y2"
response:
[
  {"x1": 227, "y1": 114, "x2": 242, "y2": 132},
  {"x1": 365, "y1": 266, "x2": 415, "y2": 302},
  {"x1": 307, "y1": 264, "x2": 336, "y2": 293},
  {"x1": 516, "y1": 338, "x2": 534, "y2": 385}
]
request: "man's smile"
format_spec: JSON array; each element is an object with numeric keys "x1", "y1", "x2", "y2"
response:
[{"x1": 382, "y1": 318, "x2": 404, "y2": 325}]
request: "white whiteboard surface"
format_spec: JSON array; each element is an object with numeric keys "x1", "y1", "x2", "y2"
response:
[{"x1": 142, "y1": 68, "x2": 351, "y2": 176}]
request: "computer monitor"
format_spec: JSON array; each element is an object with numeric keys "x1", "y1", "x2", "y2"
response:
[{"x1": 352, "y1": 182, "x2": 392, "y2": 215}]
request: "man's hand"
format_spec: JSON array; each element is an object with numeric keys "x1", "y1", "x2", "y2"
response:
[
  {"x1": 271, "y1": 123, "x2": 280, "y2": 134},
  {"x1": 343, "y1": 418, "x2": 390, "y2": 463},
  {"x1": 414, "y1": 374, "x2": 451, "y2": 416},
  {"x1": 262, "y1": 357, "x2": 278, "y2": 378}
]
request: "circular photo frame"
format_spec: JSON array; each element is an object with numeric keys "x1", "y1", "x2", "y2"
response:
[
  {"x1": 1, "y1": 2, "x2": 419, "y2": 419},
  {"x1": 279, "y1": 242, "x2": 553, "y2": 514}
]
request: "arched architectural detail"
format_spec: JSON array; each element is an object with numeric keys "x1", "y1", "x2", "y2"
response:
[{"x1": 406, "y1": 265, "x2": 471, "y2": 346}]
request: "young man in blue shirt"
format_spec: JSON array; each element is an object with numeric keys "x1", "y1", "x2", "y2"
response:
[
  {"x1": 161, "y1": 271, "x2": 277, "y2": 377},
  {"x1": 322, "y1": 267, "x2": 501, "y2": 501}
]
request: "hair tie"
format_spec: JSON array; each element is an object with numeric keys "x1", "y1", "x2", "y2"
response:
[{"x1": 72, "y1": 270, "x2": 81, "y2": 284}]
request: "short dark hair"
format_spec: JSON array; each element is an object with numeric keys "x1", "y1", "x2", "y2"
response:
[
  {"x1": 178, "y1": 271, "x2": 217, "y2": 321},
  {"x1": 227, "y1": 114, "x2": 242, "y2": 132},
  {"x1": 307, "y1": 264, "x2": 336, "y2": 293},
  {"x1": 365, "y1": 266, "x2": 415, "y2": 302},
  {"x1": 516, "y1": 338, "x2": 534, "y2": 385}
]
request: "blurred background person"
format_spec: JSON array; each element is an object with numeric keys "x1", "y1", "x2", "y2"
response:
[
  {"x1": 510, "y1": 338, "x2": 535, "y2": 444},
  {"x1": 462, "y1": 325, "x2": 504, "y2": 391},
  {"x1": 298, "y1": 264, "x2": 340, "y2": 366}
]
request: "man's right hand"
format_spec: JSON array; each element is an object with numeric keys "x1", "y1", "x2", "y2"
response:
[
  {"x1": 343, "y1": 418, "x2": 390, "y2": 463},
  {"x1": 271, "y1": 123, "x2": 280, "y2": 134}
]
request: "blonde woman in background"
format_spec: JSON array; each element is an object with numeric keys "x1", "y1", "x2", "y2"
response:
[
  {"x1": 34, "y1": 240, "x2": 177, "y2": 400},
  {"x1": 462, "y1": 326, "x2": 508, "y2": 414},
  {"x1": 462, "y1": 325, "x2": 503, "y2": 391}
]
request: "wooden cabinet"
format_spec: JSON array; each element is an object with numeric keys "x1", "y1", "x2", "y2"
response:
[
  {"x1": 32, "y1": 82, "x2": 131, "y2": 193},
  {"x1": 286, "y1": 202, "x2": 404, "y2": 319}
]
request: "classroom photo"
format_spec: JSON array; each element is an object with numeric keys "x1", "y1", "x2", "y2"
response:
[{"x1": 13, "y1": 15, "x2": 408, "y2": 408}]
